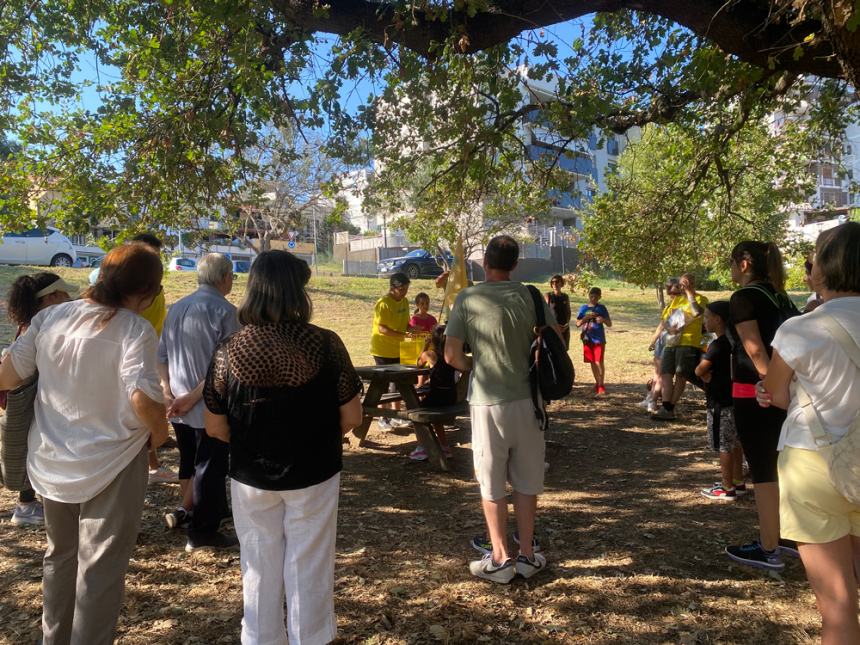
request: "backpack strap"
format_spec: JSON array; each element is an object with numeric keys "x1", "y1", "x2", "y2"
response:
[
  {"x1": 740, "y1": 283, "x2": 780, "y2": 310},
  {"x1": 526, "y1": 285, "x2": 546, "y2": 328},
  {"x1": 793, "y1": 310, "x2": 860, "y2": 447}
]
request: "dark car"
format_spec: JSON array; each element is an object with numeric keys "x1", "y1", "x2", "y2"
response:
[{"x1": 377, "y1": 249, "x2": 453, "y2": 280}]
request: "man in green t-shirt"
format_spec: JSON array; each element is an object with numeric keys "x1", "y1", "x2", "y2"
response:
[{"x1": 445, "y1": 235, "x2": 557, "y2": 584}]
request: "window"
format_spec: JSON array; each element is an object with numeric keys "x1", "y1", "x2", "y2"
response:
[
  {"x1": 177, "y1": 259, "x2": 196, "y2": 268},
  {"x1": 607, "y1": 138, "x2": 620, "y2": 156},
  {"x1": 23, "y1": 228, "x2": 48, "y2": 238}
]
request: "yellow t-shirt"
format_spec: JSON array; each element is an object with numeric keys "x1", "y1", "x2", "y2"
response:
[
  {"x1": 661, "y1": 293, "x2": 709, "y2": 348},
  {"x1": 370, "y1": 294, "x2": 410, "y2": 359},
  {"x1": 141, "y1": 289, "x2": 167, "y2": 337}
]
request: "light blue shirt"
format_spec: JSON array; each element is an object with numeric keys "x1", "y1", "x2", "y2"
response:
[{"x1": 158, "y1": 285, "x2": 239, "y2": 428}]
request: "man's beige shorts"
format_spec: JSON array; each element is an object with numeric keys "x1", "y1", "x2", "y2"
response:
[
  {"x1": 779, "y1": 446, "x2": 860, "y2": 544},
  {"x1": 470, "y1": 398, "x2": 545, "y2": 501}
]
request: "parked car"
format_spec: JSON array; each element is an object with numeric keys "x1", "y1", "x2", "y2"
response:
[
  {"x1": 0, "y1": 227, "x2": 77, "y2": 267},
  {"x1": 168, "y1": 257, "x2": 197, "y2": 272},
  {"x1": 377, "y1": 249, "x2": 453, "y2": 279},
  {"x1": 232, "y1": 259, "x2": 252, "y2": 274}
]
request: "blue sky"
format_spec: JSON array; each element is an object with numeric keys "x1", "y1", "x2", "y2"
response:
[{"x1": 45, "y1": 15, "x2": 594, "y2": 126}]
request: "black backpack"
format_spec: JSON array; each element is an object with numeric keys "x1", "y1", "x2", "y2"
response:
[
  {"x1": 740, "y1": 283, "x2": 801, "y2": 325},
  {"x1": 526, "y1": 286, "x2": 575, "y2": 429}
]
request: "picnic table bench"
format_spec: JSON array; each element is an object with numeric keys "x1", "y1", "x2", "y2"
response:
[{"x1": 352, "y1": 364, "x2": 469, "y2": 470}]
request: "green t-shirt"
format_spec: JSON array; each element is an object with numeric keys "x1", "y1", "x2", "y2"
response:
[{"x1": 445, "y1": 281, "x2": 556, "y2": 406}]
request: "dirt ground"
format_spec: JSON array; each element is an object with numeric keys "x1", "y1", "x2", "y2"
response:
[{"x1": 0, "y1": 381, "x2": 822, "y2": 645}]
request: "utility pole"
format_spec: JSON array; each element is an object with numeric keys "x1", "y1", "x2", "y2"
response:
[{"x1": 312, "y1": 203, "x2": 318, "y2": 272}]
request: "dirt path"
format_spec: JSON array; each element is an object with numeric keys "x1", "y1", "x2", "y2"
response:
[{"x1": 0, "y1": 383, "x2": 820, "y2": 644}]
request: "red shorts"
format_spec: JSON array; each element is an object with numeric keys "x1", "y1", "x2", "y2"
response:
[{"x1": 583, "y1": 342, "x2": 605, "y2": 364}]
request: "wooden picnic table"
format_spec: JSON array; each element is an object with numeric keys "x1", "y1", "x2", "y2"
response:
[{"x1": 352, "y1": 364, "x2": 459, "y2": 470}]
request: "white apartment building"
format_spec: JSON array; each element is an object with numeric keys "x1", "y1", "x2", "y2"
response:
[{"x1": 517, "y1": 74, "x2": 639, "y2": 244}]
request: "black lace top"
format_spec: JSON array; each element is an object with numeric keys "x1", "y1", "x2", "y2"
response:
[{"x1": 203, "y1": 323, "x2": 362, "y2": 490}]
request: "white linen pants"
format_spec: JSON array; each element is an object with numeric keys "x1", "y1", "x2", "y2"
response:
[{"x1": 231, "y1": 473, "x2": 340, "y2": 645}]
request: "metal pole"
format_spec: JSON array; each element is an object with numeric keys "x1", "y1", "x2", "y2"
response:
[
  {"x1": 560, "y1": 221, "x2": 565, "y2": 275},
  {"x1": 312, "y1": 203, "x2": 318, "y2": 271}
]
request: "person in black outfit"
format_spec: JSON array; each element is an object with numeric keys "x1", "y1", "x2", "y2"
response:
[
  {"x1": 723, "y1": 240, "x2": 798, "y2": 571},
  {"x1": 545, "y1": 274, "x2": 572, "y2": 349},
  {"x1": 410, "y1": 324, "x2": 459, "y2": 461},
  {"x1": 695, "y1": 301, "x2": 745, "y2": 501},
  {"x1": 203, "y1": 250, "x2": 364, "y2": 645}
]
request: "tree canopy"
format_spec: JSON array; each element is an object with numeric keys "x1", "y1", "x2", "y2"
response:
[
  {"x1": 0, "y1": 1, "x2": 857, "y2": 238},
  {"x1": 582, "y1": 119, "x2": 818, "y2": 289}
]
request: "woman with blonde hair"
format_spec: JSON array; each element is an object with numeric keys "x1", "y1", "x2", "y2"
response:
[{"x1": 0, "y1": 243, "x2": 169, "y2": 645}]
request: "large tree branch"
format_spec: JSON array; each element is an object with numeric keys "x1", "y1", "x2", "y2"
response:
[{"x1": 270, "y1": 1, "x2": 841, "y2": 79}]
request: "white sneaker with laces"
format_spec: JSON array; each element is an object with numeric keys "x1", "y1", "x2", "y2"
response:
[
  {"x1": 377, "y1": 418, "x2": 393, "y2": 431},
  {"x1": 11, "y1": 501, "x2": 45, "y2": 526},
  {"x1": 515, "y1": 552, "x2": 547, "y2": 579},
  {"x1": 469, "y1": 554, "x2": 516, "y2": 584},
  {"x1": 390, "y1": 418, "x2": 412, "y2": 428}
]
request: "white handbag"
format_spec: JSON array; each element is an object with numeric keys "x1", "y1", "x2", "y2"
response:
[{"x1": 793, "y1": 311, "x2": 860, "y2": 506}]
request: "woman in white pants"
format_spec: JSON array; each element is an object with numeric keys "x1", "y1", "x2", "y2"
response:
[
  {"x1": 759, "y1": 222, "x2": 860, "y2": 644},
  {"x1": 203, "y1": 250, "x2": 363, "y2": 645}
]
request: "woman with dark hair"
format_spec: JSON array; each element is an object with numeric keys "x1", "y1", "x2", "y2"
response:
[
  {"x1": 0, "y1": 243, "x2": 169, "y2": 645},
  {"x1": 724, "y1": 240, "x2": 799, "y2": 571},
  {"x1": 545, "y1": 275, "x2": 571, "y2": 349},
  {"x1": 203, "y1": 250, "x2": 363, "y2": 645},
  {"x1": 2, "y1": 273, "x2": 78, "y2": 526},
  {"x1": 758, "y1": 222, "x2": 860, "y2": 643}
]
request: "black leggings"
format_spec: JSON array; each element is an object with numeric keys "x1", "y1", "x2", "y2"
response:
[
  {"x1": 733, "y1": 397, "x2": 786, "y2": 484},
  {"x1": 174, "y1": 423, "x2": 198, "y2": 480}
]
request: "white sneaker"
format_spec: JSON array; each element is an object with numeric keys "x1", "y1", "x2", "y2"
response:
[
  {"x1": 148, "y1": 466, "x2": 178, "y2": 484},
  {"x1": 377, "y1": 418, "x2": 392, "y2": 431},
  {"x1": 11, "y1": 501, "x2": 45, "y2": 526},
  {"x1": 515, "y1": 552, "x2": 547, "y2": 579},
  {"x1": 469, "y1": 554, "x2": 516, "y2": 584},
  {"x1": 390, "y1": 418, "x2": 412, "y2": 428},
  {"x1": 635, "y1": 396, "x2": 654, "y2": 409}
]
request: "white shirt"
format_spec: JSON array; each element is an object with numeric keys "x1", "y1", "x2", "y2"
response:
[
  {"x1": 772, "y1": 297, "x2": 860, "y2": 450},
  {"x1": 8, "y1": 300, "x2": 163, "y2": 503}
]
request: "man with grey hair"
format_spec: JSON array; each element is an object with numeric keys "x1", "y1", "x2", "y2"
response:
[{"x1": 158, "y1": 253, "x2": 240, "y2": 551}]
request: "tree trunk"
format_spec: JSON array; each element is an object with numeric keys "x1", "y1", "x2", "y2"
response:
[
  {"x1": 656, "y1": 284, "x2": 665, "y2": 310},
  {"x1": 820, "y1": 0, "x2": 860, "y2": 89}
]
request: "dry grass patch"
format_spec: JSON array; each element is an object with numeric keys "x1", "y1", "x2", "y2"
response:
[{"x1": 0, "y1": 268, "x2": 821, "y2": 643}]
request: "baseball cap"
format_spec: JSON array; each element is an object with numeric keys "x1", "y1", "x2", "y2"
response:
[
  {"x1": 389, "y1": 273, "x2": 410, "y2": 288},
  {"x1": 706, "y1": 300, "x2": 730, "y2": 321}
]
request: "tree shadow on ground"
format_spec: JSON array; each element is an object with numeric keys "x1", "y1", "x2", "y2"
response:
[{"x1": 0, "y1": 381, "x2": 819, "y2": 644}]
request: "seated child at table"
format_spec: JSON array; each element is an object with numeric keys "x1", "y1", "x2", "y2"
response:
[
  {"x1": 694, "y1": 301, "x2": 746, "y2": 501},
  {"x1": 409, "y1": 292, "x2": 437, "y2": 333},
  {"x1": 411, "y1": 324, "x2": 457, "y2": 461}
]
